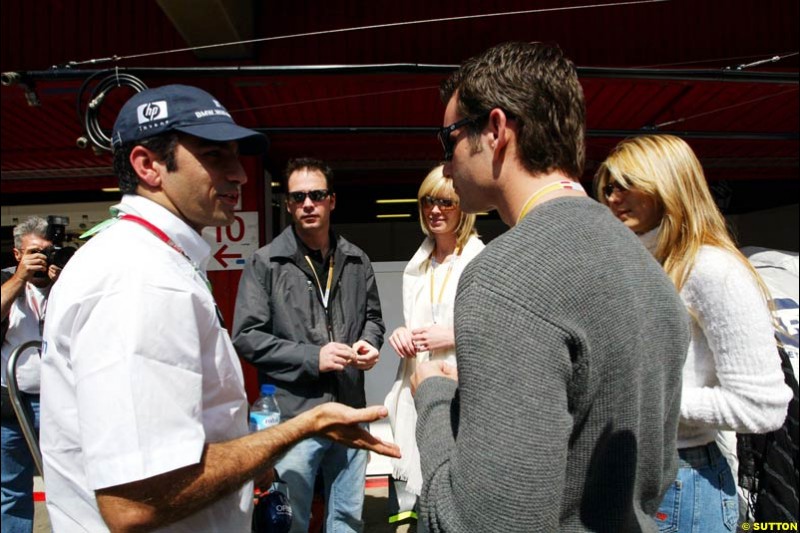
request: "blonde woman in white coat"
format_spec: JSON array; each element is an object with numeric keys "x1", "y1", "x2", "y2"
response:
[{"x1": 384, "y1": 165, "x2": 484, "y2": 528}]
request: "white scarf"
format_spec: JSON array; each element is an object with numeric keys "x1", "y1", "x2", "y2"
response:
[{"x1": 383, "y1": 234, "x2": 484, "y2": 495}]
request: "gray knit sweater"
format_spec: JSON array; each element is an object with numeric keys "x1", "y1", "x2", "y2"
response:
[{"x1": 415, "y1": 197, "x2": 690, "y2": 532}]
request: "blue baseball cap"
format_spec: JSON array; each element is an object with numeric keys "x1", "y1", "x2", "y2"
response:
[{"x1": 111, "y1": 84, "x2": 268, "y2": 155}]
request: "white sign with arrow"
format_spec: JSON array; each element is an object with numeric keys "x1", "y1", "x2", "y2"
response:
[{"x1": 202, "y1": 211, "x2": 260, "y2": 271}]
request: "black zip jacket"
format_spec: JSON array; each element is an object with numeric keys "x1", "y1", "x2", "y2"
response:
[{"x1": 232, "y1": 226, "x2": 384, "y2": 418}]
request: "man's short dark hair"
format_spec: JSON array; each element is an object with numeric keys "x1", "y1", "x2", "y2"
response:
[
  {"x1": 440, "y1": 41, "x2": 586, "y2": 178},
  {"x1": 112, "y1": 132, "x2": 180, "y2": 194},
  {"x1": 283, "y1": 157, "x2": 334, "y2": 193}
]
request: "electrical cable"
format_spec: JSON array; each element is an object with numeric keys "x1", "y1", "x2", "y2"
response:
[
  {"x1": 652, "y1": 87, "x2": 798, "y2": 129},
  {"x1": 63, "y1": 0, "x2": 670, "y2": 67},
  {"x1": 635, "y1": 51, "x2": 798, "y2": 69},
  {"x1": 76, "y1": 70, "x2": 148, "y2": 152}
]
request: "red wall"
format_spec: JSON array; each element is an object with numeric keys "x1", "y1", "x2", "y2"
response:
[{"x1": 208, "y1": 155, "x2": 265, "y2": 403}]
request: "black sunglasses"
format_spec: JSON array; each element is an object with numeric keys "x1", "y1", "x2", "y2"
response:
[
  {"x1": 287, "y1": 189, "x2": 331, "y2": 203},
  {"x1": 420, "y1": 196, "x2": 458, "y2": 211},
  {"x1": 602, "y1": 182, "x2": 626, "y2": 198},
  {"x1": 436, "y1": 112, "x2": 490, "y2": 162}
]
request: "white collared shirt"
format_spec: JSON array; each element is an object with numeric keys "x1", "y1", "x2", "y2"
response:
[
  {"x1": 1, "y1": 278, "x2": 47, "y2": 393},
  {"x1": 40, "y1": 195, "x2": 252, "y2": 532}
]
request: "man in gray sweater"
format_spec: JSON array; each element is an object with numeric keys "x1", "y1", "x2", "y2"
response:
[{"x1": 411, "y1": 42, "x2": 690, "y2": 532}]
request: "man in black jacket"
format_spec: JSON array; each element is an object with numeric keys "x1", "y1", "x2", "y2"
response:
[{"x1": 233, "y1": 157, "x2": 385, "y2": 533}]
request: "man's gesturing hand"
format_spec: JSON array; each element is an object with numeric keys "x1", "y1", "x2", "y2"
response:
[
  {"x1": 307, "y1": 403, "x2": 401, "y2": 458},
  {"x1": 411, "y1": 360, "x2": 458, "y2": 395}
]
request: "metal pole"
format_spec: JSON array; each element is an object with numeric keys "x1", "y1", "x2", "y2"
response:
[
  {"x1": 2, "y1": 64, "x2": 797, "y2": 85},
  {"x1": 5, "y1": 340, "x2": 44, "y2": 477}
]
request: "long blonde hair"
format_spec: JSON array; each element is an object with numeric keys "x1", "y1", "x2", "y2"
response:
[
  {"x1": 595, "y1": 135, "x2": 771, "y2": 303},
  {"x1": 417, "y1": 165, "x2": 478, "y2": 250}
]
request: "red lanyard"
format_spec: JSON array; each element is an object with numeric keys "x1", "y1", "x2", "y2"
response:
[
  {"x1": 120, "y1": 214, "x2": 224, "y2": 326},
  {"x1": 120, "y1": 214, "x2": 193, "y2": 267}
]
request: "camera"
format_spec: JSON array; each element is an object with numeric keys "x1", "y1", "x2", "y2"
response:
[{"x1": 33, "y1": 215, "x2": 76, "y2": 277}]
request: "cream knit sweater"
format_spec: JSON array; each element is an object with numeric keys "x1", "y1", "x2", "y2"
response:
[{"x1": 640, "y1": 230, "x2": 792, "y2": 448}]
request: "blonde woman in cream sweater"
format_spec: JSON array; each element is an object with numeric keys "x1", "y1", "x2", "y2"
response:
[
  {"x1": 595, "y1": 134, "x2": 791, "y2": 533},
  {"x1": 384, "y1": 165, "x2": 483, "y2": 530}
]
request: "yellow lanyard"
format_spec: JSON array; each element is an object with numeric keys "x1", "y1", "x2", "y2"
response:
[
  {"x1": 429, "y1": 246, "x2": 463, "y2": 306},
  {"x1": 304, "y1": 254, "x2": 334, "y2": 308},
  {"x1": 516, "y1": 180, "x2": 585, "y2": 224}
]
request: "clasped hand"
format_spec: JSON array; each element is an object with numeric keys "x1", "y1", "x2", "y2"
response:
[
  {"x1": 389, "y1": 324, "x2": 455, "y2": 358},
  {"x1": 319, "y1": 340, "x2": 380, "y2": 372}
]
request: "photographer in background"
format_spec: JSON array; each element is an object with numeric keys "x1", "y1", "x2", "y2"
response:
[{"x1": 1, "y1": 216, "x2": 63, "y2": 533}]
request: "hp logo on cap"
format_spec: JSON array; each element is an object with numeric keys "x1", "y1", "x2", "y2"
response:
[{"x1": 137, "y1": 101, "x2": 169, "y2": 124}]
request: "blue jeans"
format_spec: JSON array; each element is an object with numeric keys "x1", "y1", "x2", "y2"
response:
[
  {"x1": 1, "y1": 395, "x2": 39, "y2": 533},
  {"x1": 275, "y1": 431, "x2": 368, "y2": 533},
  {"x1": 656, "y1": 442, "x2": 738, "y2": 533}
]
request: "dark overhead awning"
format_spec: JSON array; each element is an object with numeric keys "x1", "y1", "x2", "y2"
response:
[
  {"x1": 2, "y1": 0, "x2": 797, "y2": 219},
  {"x1": 2, "y1": 64, "x2": 797, "y2": 181}
]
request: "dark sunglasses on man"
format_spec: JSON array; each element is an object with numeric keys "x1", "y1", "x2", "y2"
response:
[
  {"x1": 436, "y1": 109, "x2": 515, "y2": 162},
  {"x1": 436, "y1": 113, "x2": 489, "y2": 162},
  {"x1": 287, "y1": 189, "x2": 331, "y2": 203}
]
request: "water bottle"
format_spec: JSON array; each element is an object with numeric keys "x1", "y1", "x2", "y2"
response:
[
  {"x1": 250, "y1": 384, "x2": 281, "y2": 432},
  {"x1": 250, "y1": 385, "x2": 292, "y2": 532}
]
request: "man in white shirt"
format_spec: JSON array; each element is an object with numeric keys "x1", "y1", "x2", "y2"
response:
[
  {"x1": 39, "y1": 84, "x2": 399, "y2": 532},
  {"x1": 1, "y1": 216, "x2": 62, "y2": 533}
]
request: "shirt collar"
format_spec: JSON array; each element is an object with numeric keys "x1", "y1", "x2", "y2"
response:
[
  {"x1": 292, "y1": 226, "x2": 336, "y2": 261},
  {"x1": 113, "y1": 194, "x2": 212, "y2": 270}
]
